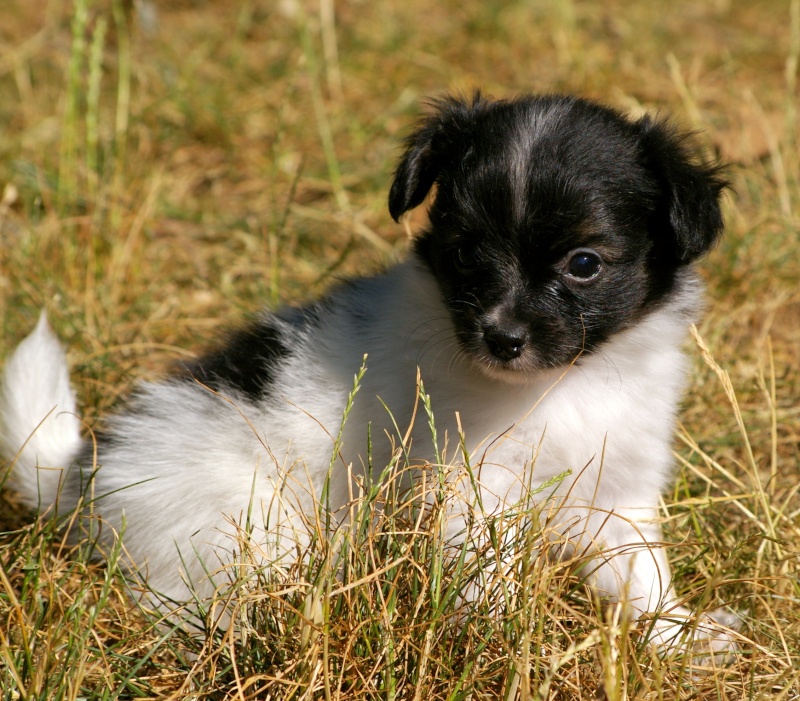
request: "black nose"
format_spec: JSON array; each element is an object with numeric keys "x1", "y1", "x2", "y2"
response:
[{"x1": 483, "y1": 323, "x2": 528, "y2": 361}]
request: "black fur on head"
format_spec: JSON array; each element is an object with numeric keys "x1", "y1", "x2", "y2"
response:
[{"x1": 389, "y1": 93, "x2": 727, "y2": 379}]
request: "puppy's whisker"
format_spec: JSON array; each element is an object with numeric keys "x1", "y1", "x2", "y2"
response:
[
  {"x1": 428, "y1": 338, "x2": 463, "y2": 371},
  {"x1": 408, "y1": 324, "x2": 458, "y2": 364},
  {"x1": 418, "y1": 335, "x2": 462, "y2": 371}
]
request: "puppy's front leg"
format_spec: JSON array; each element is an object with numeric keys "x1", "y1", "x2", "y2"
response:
[{"x1": 587, "y1": 510, "x2": 739, "y2": 663}]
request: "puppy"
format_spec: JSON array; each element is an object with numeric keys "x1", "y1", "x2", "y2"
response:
[{"x1": 1, "y1": 93, "x2": 736, "y2": 655}]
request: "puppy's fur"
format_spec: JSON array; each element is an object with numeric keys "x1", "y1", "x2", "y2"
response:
[{"x1": 1, "y1": 93, "x2": 735, "y2": 653}]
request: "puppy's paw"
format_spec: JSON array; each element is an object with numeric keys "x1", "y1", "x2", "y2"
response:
[
  {"x1": 645, "y1": 606, "x2": 742, "y2": 668},
  {"x1": 689, "y1": 607, "x2": 743, "y2": 668}
]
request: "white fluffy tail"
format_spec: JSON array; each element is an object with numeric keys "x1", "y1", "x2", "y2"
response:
[{"x1": 1, "y1": 313, "x2": 83, "y2": 512}]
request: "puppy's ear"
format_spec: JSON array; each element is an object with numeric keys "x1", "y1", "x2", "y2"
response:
[
  {"x1": 638, "y1": 117, "x2": 728, "y2": 263},
  {"x1": 388, "y1": 94, "x2": 484, "y2": 222}
]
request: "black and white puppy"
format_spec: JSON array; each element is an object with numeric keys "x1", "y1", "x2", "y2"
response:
[{"x1": 1, "y1": 93, "x2": 735, "y2": 653}]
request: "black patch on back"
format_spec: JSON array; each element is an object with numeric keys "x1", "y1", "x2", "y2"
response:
[{"x1": 180, "y1": 315, "x2": 296, "y2": 401}]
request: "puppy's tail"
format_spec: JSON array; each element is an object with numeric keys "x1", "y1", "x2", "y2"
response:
[{"x1": 1, "y1": 313, "x2": 84, "y2": 513}]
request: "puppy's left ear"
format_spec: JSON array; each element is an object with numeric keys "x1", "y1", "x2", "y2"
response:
[
  {"x1": 388, "y1": 94, "x2": 484, "y2": 222},
  {"x1": 388, "y1": 117, "x2": 443, "y2": 222},
  {"x1": 638, "y1": 117, "x2": 728, "y2": 263}
]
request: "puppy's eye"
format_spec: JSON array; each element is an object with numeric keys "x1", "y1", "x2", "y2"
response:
[
  {"x1": 455, "y1": 245, "x2": 479, "y2": 274},
  {"x1": 566, "y1": 249, "x2": 603, "y2": 280}
]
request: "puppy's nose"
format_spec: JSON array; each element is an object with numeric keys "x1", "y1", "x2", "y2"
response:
[{"x1": 483, "y1": 323, "x2": 528, "y2": 361}]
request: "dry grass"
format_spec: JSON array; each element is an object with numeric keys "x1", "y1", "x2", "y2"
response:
[{"x1": 1, "y1": 0, "x2": 799, "y2": 698}]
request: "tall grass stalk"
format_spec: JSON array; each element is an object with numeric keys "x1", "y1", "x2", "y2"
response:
[
  {"x1": 110, "y1": 0, "x2": 131, "y2": 234},
  {"x1": 85, "y1": 16, "x2": 107, "y2": 202},
  {"x1": 57, "y1": 0, "x2": 89, "y2": 215}
]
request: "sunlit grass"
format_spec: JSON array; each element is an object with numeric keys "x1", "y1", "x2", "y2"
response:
[{"x1": 1, "y1": 0, "x2": 798, "y2": 698}]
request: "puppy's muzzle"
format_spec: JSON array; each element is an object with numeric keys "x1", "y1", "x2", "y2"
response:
[{"x1": 482, "y1": 321, "x2": 528, "y2": 361}]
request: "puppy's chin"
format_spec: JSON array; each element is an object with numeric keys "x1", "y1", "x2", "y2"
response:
[{"x1": 467, "y1": 350, "x2": 548, "y2": 386}]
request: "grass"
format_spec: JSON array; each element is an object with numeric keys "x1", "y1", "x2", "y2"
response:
[{"x1": 1, "y1": 0, "x2": 799, "y2": 698}]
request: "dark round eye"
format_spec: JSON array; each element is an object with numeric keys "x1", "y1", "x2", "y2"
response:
[
  {"x1": 566, "y1": 250, "x2": 603, "y2": 280},
  {"x1": 455, "y1": 245, "x2": 479, "y2": 274}
]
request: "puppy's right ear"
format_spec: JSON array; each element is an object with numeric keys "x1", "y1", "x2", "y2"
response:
[
  {"x1": 637, "y1": 117, "x2": 728, "y2": 263},
  {"x1": 388, "y1": 94, "x2": 483, "y2": 222}
]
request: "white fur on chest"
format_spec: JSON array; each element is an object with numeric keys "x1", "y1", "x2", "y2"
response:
[{"x1": 274, "y1": 259, "x2": 694, "y2": 517}]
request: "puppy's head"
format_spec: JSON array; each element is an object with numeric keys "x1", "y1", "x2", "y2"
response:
[{"x1": 389, "y1": 93, "x2": 727, "y2": 382}]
